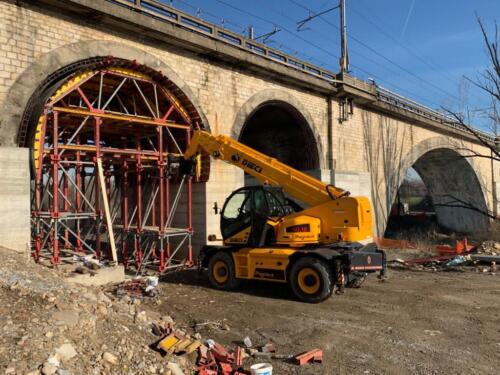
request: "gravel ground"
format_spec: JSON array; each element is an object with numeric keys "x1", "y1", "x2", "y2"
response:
[
  {"x1": 156, "y1": 265, "x2": 500, "y2": 374},
  {"x1": 0, "y1": 246, "x2": 499, "y2": 375}
]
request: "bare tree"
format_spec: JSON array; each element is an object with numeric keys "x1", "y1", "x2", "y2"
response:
[
  {"x1": 440, "y1": 17, "x2": 500, "y2": 222},
  {"x1": 445, "y1": 16, "x2": 499, "y2": 159}
]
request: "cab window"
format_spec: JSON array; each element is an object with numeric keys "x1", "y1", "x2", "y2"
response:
[
  {"x1": 254, "y1": 189, "x2": 269, "y2": 214},
  {"x1": 222, "y1": 191, "x2": 251, "y2": 219},
  {"x1": 265, "y1": 190, "x2": 286, "y2": 217}
]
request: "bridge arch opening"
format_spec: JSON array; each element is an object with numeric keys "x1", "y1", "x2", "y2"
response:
[
  {"x1": 385, "y1": 147, "x2": 489, "y2": 237},
  {"x1": 25, "y1": 57, "x2": 208, "y2": 271},
  {"x1": 238, "y1": 101, "x2": 319, "y2": 171}
]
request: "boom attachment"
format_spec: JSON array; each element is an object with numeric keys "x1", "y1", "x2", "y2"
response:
[{"x1": 184, "y1": 130, "x2": 348, "y2": 207}]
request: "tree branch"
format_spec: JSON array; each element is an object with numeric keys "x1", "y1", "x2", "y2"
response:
[
  {"x1": 435, "y1": 193, "x2": 498, "y2": 220},
  {"x1": 443, "y1": 110, "x2": 500, "y2": 159},
  {"x1": 455, "y1": 147, "x2": 500, "y2": 161}
]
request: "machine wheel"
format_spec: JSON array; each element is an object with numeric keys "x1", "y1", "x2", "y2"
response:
[
  {"x1": 207, "y1": 251, "x2": 240, "y2": 291},
  {"x1": 289, "y1": 257, "x2": 333, "y2": 303}
]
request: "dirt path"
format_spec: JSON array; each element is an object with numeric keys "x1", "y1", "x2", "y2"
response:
[
  {"x1": 155, "y1": 268, "x2": 500, "y2": 374},
  {"x1": 0, "y1": 245, "x2": 499, "y2": 374}
]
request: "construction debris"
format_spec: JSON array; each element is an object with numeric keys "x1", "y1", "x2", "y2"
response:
[
  {"x1": 243, "y1": 336, "x2": 253, "y2": 348},
  {"x1": 435, "y1": 238, "x2": 473, "y2": 255},
  {"x1": 235, "y1": 346, "x2": 244, "y2": 367},
  {"x1": 112, "y1": 277, "x2": 159, "y2": 299},
  {"x1": 476, "y1": 240, "x2": 500, "y2": 255},
  {"x1": 157, "y1": 333, "x2": 201, "y2": 355},
  {"x1": 294, "y1": 348, "x2": 323, "y2": 366},
  {"x1": 388, "y1": 239, "x2": 500, "y2": 273},
  {"x1": 444, "y1": 255, "x2": 468, "y2": 267},
  {"x1": 149, "y1": 318, "x2": 321, "y2": 374},
  {"x1": 258, "y1": 343, "x2": 276, "y2": 354},
  {"x1": 470, "y1": 254, "x2": 500, "y2": 263},
  {"x1": 249, "y1": 363, "x2": 273, "y2": 374}
]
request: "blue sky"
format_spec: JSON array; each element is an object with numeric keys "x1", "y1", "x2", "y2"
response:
[{"x1": 163, "y1": 0, "x2": 499, "y2": 131}]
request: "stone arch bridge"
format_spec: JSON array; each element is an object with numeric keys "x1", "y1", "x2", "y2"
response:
[{"x1": 0, "y1": 0, "x2": 498, "y2": 256}]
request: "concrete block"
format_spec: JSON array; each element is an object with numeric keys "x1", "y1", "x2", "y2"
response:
[
  {"x1": 65, "y1": 265, "x2": 125, "y2": 286},
  {"x1": 333, "y1": 171, "x2": 372, "y2": 198},
  {"x1": 304, "y1": 169, "x2": 334, "y2": 184},
  {"x1": 0, "y1": 147, "x2": 30, "y2": 252}
]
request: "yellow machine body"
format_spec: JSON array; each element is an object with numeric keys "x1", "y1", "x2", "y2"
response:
[
  {"x1": 184, "y1": 130, "x2": 386, "y2": 302},
  {"x1": 184, "y1": 130, "x2": 374, "y2": 246},
  {"x1": 222, "y1": 196, "x2": 373, "y2": 248},
  {"x1": 232, "y1": 247, "x2": 294, "y2": 282}
]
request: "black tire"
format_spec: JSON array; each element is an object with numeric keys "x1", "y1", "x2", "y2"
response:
[
  {"x1": 289, "y1": 257, "x2": 333, "y2": 303},
  {"x1": 207, "y1": 251, "x2": 240, "y2": 291}
]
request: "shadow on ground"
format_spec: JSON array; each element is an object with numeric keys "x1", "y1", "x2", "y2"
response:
[{"x1": 160, "y1": 269, "x2": 297, "y2": 302}]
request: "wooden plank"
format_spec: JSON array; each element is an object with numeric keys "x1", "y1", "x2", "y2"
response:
[{"x1": 96, "y1": 158, "x2": 117, "y2": 264}]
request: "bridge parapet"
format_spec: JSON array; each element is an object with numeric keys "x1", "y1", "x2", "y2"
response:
[
  {"x1": 94, "y1": 0, "x2": 494, "y2": 144},
  {"x1": 376, "y1": 86, "x2": 496, "y2": 143}
]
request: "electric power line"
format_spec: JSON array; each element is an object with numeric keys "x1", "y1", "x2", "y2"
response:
[
  {"x1": 287, "y1": 0, "x2": 463, "y2": 106},
  {"x1": 174, "y1": 0, "x2": 336, "y2": 68},
  {"x1": 173, "y1": 0, "x2": 458, "y2": 108},
  {"x1": 250, "y1": 0, "x2": 447, "y2": 107},
  {"x1": 347, "y1": 3, "x2": 474, "y2": 98},
  {"x1": 174, "y1": 0, "x2": 247, "y2": 33}
]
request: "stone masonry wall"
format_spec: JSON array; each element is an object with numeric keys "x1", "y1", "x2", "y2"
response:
[{"x1": 0, "y1": 0, "x2": 497, "y2": 249}]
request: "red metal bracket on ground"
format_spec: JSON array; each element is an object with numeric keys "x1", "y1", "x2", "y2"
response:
[
  {"x1": 198, "y1": 368, "x2": 218, "y2": 375},
  {"x1": 212, "y1": 342, "x2": 233, "y2": 363},
  {"x1": 234, "y1": 346, "x2": 244, "y2": 367},
  {"x1": 219, "y1": 362, "x2": 232, "y2": 374},
  {"x1": 294, "y1": 348, "x2": 323, "y2": 366},
  {"x1": 436, "y1": 238, "x2": 474, "y2": 255}
]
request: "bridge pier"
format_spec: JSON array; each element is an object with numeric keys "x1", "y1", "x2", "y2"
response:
[
  {"x1": 0, "y1": 147, "x2": 30, "y2": 252},
  {"x1": 0, "y1": 0, "x2": 498, "y2": 257}
]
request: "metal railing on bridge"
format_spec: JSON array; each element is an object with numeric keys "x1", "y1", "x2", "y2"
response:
[
  {"x1": 106, "y1": 0, "x2": 495, "y2": 143},
  {"x1": 107, "y1": 0, "x2": 336, "y2": 81},
  {"x1": 376, "y1": 86, "x2": 496, "y2": 142}
]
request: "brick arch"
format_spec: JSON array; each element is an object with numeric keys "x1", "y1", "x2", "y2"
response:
[
  {"x1": 0, "y1": 40, "x2": 210, "y2": 146},
  {"x1": 232, "y1": 89, "x2": 325, "y2": 169},
  {"x1": 390, "y1": 136, "x2": 489, "y2": 233}
]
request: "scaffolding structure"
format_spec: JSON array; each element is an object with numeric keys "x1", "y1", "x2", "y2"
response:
[{"x1": 31, "y1": 66, "x2": 202, "y2": 272}]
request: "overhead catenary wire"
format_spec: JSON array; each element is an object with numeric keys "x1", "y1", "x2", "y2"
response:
[
  {"x1": 286, "y1": 0, "x2": 463, "y2": 106},
  {"x1": 170, "y1": 0, "x2": 460, "y2": 108},
  {"x1": 296, "y1": 4, "x2": 340, "y2": 31},
  {"x1": 249, "y1": 0, "x2": 447, "y2": 107},
  {"x1": 173, "y1": 0, "x2": 336, "y2": 66},
  {"x1": 347, "y1": 2, "x2": 489, "y2": 115},
  {"x1": 347, "y1": 3, "x2": 473, "y2": 98},
  {"x1": 174, "y1": 0, "x2": 247, "y2": 33}
]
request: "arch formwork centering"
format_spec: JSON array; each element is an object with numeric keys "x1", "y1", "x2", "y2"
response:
[
  {"x1": 390, "y1": 137, "x2": 490, "y2": 234},
  {"x1": 2, "y1": 42, "x2": 211, "y2": 272},
  {"x1": 0, "y1": 40, "x2": 210, "y2": 146}
]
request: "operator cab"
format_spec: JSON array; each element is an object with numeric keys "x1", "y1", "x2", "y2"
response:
[{"x1": 220, "y1": 186, "x2": 297, "y2": 246}]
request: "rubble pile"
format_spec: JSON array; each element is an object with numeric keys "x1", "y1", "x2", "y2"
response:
[
  {"x1": 0, "y1": 247, "x2": 322, "y2": 375},
  {"x1": 388, "y1": 239, "x2": 499, "y2": 274},
  {"x1": 0, "y1": 247, "x2": 193, "y2": 374},
  {"x1": 148, "y1": 317, "x2": 322, "y2": 374},
  {"x1": 475, "y1": 241, "x2": 500, "y2": 255}
]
